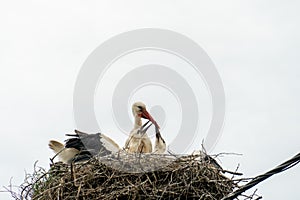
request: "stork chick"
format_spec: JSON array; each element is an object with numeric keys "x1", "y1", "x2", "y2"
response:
[
  {"x1": 154, "y1": 125, "x2": 166, "y2": 154},
  {"x1": 49, "y1": 130, "x2": 120, "y2": 164}
]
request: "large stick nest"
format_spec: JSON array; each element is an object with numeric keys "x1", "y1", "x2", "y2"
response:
[{"x1": 14, "y1": 153, "x2": 259, "y2": 200}]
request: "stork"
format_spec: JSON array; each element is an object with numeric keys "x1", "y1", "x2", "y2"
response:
[
  {"x1": 48, "y1": 130, "x2": 120, "y2": 164},
  {"x1": 49, "y1": 102, "x2": 167, "y2": 163},
  {"x1": 153, "y1": 125, "x2": 166, "y2": 154},
  {"x1": 124, "y1": 102, "x2": 166, "y2": 154}
]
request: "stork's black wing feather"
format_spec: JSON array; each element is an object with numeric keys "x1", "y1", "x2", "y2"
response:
[
  {"x1": 65, "y1": 131, "x2": 114, "y2": 158},
  {"x1": 65, "y1": 137, "x2": 85, "y2": 151}
]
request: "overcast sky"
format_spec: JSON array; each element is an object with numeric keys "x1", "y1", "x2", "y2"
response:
[{"x1": 1, "y1": 1, "x2": 300, "y2": 199}]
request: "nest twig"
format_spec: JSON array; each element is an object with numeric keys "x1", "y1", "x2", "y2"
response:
[{"x1": 6, "y1": 153, "x2": 260, "y2": 200}]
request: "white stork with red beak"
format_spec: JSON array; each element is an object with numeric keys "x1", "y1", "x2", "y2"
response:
[{"x1": 124, "y1": 102, "x2": 166, "y2": 154}]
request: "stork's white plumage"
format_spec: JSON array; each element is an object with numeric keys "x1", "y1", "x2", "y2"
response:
[
  {"x1": 153, "y1": 125, "x2": 166, "y2": 154},
  {"x1": 48, "y1": 140, "x2": 79, "y2": 164},
  {"x1": 125, "y1": 120, "x2": 153, "y2": 153},
  {"x1": 49, "y1": 131, "x2": 120, "y2": 164},
  {"x1": 124, "y1": 102, "x2": 166, "y2": 154},
  {"x1": 124, "y1": 102, "x2": 155, "y2": 153}
]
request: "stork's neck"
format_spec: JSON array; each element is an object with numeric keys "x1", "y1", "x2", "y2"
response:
[{"x1": 134, "y1": 115, "x2": 142, "y2": 129}]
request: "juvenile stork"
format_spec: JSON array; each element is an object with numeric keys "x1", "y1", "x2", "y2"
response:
[
  {"x1": 153, "y1": 125, "x2": 166, "y2": 154},
  {"x1": 124, "y1": 102, "x2": 166, "y2": 154},
  {"x1": 49, "y1": 131, "x2": 120, "y2": 164}
]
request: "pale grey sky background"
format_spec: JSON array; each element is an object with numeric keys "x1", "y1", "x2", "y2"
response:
[{"x1": 1, "y1": 1, "x2": 300, "y2": 199}]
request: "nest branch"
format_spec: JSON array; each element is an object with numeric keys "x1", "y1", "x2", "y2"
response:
[{"x1": 6, "y1": 152, "x2": 262, "y2": 200}]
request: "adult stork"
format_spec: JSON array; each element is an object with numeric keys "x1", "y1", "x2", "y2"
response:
[{"x1": 124, "y1": 102, "x2": 166, "y2": 154}]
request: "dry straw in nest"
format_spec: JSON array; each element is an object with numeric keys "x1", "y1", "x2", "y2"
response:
[{"x1": 12, "y1": 153, "x2": 260, "y2": 200}]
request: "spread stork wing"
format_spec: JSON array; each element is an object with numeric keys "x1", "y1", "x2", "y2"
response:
[{"x1": 64, "y1": 130, "x2": 120, "y2": 162}]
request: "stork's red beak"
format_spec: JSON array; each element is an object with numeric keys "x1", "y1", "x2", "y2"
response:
[{"x1": 141, "y1": 109, "x2": 160, "y2": 129}]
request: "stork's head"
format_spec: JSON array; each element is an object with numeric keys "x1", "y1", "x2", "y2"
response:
[{"x1": 132, "y1": 102, "x2": 160, "y2": 129}]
